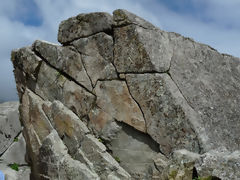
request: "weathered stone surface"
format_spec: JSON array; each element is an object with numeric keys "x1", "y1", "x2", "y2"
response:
[
  {"x1": 79, "y1": 133, "x2": 131, "y2": 180},
  {"x1": 20, "y1": 90, "x2": 99, "y2": 179},
  {"x1": 126, "y1": 74, "x2": 201, "y2": 155},
  {"x1": 107, "y1": 122, "x2": 160, "y2": 179},
  {"x1": 43, "y1": 100, "x2": 130, "y2": 179},
  {"x1": 160, "y1": 149, "x2": 200, "y2": 180},
  {"x1": 38, "y1": 130, "x2": 99, "y2": 180},
  {"x1": 154, "y1": 153, "x2": 169, "y2": 173},
  {"x1": 35, "y1": 62, "x2": 96, "y2": 118},
  {"x1": 42, "y1": 100, "x2": 90, "y2": 155},
  {"x1": 19, "y1": 89, "x2": 54, "y2": 178},
  {"x1": 58, "y1": 12, "x2": 113, "y2": 44},
  {"x1": 88, "y1": 107, "x2": 121, "y2": 141},
  {"x1": 113, "y1": 24, "x2": 173, "y2": 73},
  {"x1": 11, "y1": 9, "x2": 240, "y2": 180},
  {"x1": 168, "y1": 34, "x2": 240, "y2": 151},
  {"x1": 33, "y1": 40, "x2": 93, "y2": 91},
  {"x1": 95, "y1": 80, "x2": 146, "y2": 132},
  {"x1": 1, "y1": 133, "x2": 27, "y2": 165},
  {"x1": 11, "y1": 47, "x2": 41, "y2": 99},
  {"x1": 195, "y1": 147, "x2": 240, "y2": 180},
  {"x1": 113, "y1": 9, "x2": 155, "y2": 29},
  {"x1": 72, "y1": 32, "x2": 118, "y2": 86},
  {"x1": 160, "y1": 148, "x2": 240, "y2": 180},
  {"x1": 0, "y1": 101, "x2": 21, "y2": 155},
  {"x1": 11, "y1": 47, "x2": 41, "y2": 79},
  {"x1": 0, "y1": 163, "x2": 30, "y2": 180}
]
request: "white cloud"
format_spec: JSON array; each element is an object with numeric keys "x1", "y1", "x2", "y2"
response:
[{"x1": 0, "y1": 0, "x2": 240, "y2": 101}]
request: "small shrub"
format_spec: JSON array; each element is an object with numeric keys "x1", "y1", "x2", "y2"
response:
[
  {"x1": 8, "y1": 163, "x2": 19, "y2": 171},
  {"x1": 13, "y1": 137, "x2": 18, "y2": 142},
  {"x1": 98, "y1": 138, "x2": 103, "y2": 143},
  {"x1": 114, "y1": 156, "x2": 121, "y2": 163}
]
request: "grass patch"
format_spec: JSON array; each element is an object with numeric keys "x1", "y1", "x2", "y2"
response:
[
  {"x1": 13, "y1": 137, "x2": 18, "y2": 142},
  {"x1": 8, "y1": 163, "x2": 19, "y2": 171}
]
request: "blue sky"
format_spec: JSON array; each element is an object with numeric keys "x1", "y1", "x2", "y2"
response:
[{"x1": 1, "y1": 0, "x2": 240, "y2": 102}]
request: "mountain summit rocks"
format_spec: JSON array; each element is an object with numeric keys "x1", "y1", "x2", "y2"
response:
[{"x1": 11, "y1": 9, "x2": 240, "y2": 179}]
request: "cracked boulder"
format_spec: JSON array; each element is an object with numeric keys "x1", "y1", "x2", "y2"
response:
[
  {"x1": 71, "y1": 32, "x2": 118, "y2": 87},
  {"x1": 94, "y1": 80, "x2": 146, "y2": 132},
  {"x1": 126, "y1": 74, "x2": 200, "y2": 155},
  {"x1": 11, "y1": 9, "x2": 240, "y2": 180},
  {"x1": 113, "y1": 9, "x2": 173, "y2": 73},
  {"x1": 33, "y1": 40, "x2": 93, "y2": 91}
]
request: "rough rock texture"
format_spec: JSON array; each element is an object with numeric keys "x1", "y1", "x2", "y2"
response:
[
  {"x1": 0, "y1": 102, "x2": 21, "y2": 155},
  {"x1": 58, "y1": 12, "x2": 113, "y2": 44},
  {"x1": 126, "y1": 74, "x2": 200, "y2": 155},
  {"x1": 11, "y1": 9, "x2": 240, "y2": 179},
  {"x1": 1, "y1": 133, "x2": 27, "y2": 165},
  {"x1": 195, "y1": 148, "x2": 240, "y2": 180},
  {"x1": 95, "y1": 80, "x2": 146, "y2": 132},
  {"x1": 0, "y1": 102, "x2": 30, "y2": 179},
  {"x1": 0, "y1": 163, "x2": 30, "y2": 180},
  {"x1": 33, "y1": 40, "x2": 93, "y2": 91}
]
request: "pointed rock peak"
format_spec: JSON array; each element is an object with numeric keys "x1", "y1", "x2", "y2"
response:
[
  {"x1": 113, "y1": 9, "x2": 155, "y2": 29},
  {"x1": 58, "y1": 12, "x2": 113, "y2": 44}
]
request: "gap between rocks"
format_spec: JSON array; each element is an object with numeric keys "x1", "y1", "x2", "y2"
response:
[
  {"x1": 33, "y1": 49, "x2": 95, "y2": 97},
  {"x1": 61, "y1": 29, "x2": 113, "y2": 46}
]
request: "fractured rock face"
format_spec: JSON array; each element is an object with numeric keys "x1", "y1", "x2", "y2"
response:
[
  {"x1": 114, "y1": 25, "x2": 173, "y2": 73},
  {"x1": 168, "y1": 35, "x2": 240, "y2": 151},
  {"x1": 35, "y1": 62, "x2": 96, "y2": 118},
  {"x1": 33, "y1": 40, "x2": 93, "y2": 91},
  {"x1": 1, "y1": 133, "x2": 27, "y2": 165},
  {"x1": 11, "y1": 8, "x2": 240, "y2": 180},
  {"x1": 58, "y1": 12, "x2": 113, "y2": 44},
  {"x1": 71, "y1": 32, "x2": 118, "y2": 87},
  {"x1": 0, "y1": 101, "x2": 21, "y2": 155},
  {"x1": 126, "y1": 74, "x2": 200, "y2": 155},
  {"x1": 95, "y1": 80, "x2": 146, "y2": 132},
  {"x1": 195, "y1": 147, "x2": 240, "y2": 180}
]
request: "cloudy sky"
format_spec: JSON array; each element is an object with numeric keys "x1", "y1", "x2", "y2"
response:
[{"x1": 1, "y1": 0, "x2": 240, "y2": 102}]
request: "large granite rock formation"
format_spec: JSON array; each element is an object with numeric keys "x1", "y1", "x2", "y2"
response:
[{"x1": 11, "y1": 9, "x2": 240, "y2": 179}]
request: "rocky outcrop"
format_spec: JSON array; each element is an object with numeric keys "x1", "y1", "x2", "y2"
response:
[
  {"x1": 11, "y1": 9, "x2": 240, "y2": 179},
  {"x1": 0, "y1": 102, "x2": 30, "y2": 179}
]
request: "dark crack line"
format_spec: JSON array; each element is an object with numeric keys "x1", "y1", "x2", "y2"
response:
[
  {"x1": 124, "y1": 79, "x2": 148, "y2": 133},
  {"x1": 167, "y1": 72, "x2": 195, "y2": 111},
  {"x1": 79, "y1": 53, "x2": 94, "y2": 89},
  {"x1": 70, "y1": 44, "x2": 119, "y2": 89},
  {"x1": 113, "y1": 22, "x2": 156, "y2": 31},
  {"x1": 0, "y1": 130, "x2": 23, "y2": 157},
  {"x1": 32, "y1": 49, "x2": 96, "y2": 97},
  {"x1": 112, "y1": 29, "x2": 121, "y2": 79},
  {"x1": 166, "y1": 72, "x2": 204, "y2": 153},
  {"x1": 60, "y1": 29, "x2": 113, "y2": 46},
  {"x1": 119, "y1": 71, "x2": 168, "y2": 75}
]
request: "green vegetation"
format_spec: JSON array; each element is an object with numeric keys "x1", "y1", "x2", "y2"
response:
[
  {"x1": 8, "y1": 163, "x2": 19, "y2": 171},
  {"x1": 114, "y1": 156, "x2": 121, "y2": 163},
  {"x1": 169, "y1": 169, "x2": 178, "y2": 179},
  {"x1": 98, "y1": 138, "x2": 103, "y2": 143},
  {"x1": 13, "y1": 137, "x2": 18, "y2": 142}
]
